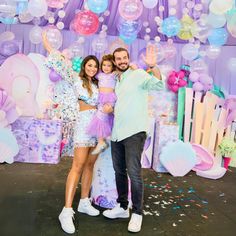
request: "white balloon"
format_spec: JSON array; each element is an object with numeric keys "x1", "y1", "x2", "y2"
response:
[
  {"x1": 69, "y1": 41, "x2": 84, "y2": 58},
  {"x1": 45, "y1": 27, "x2": 63, "y2": 50},
  {"x1": 142, "y1": 0, "x2": 158, "y2": 9},
  {"x1": 206, "y1": 45, "x2": 221, "y2": 59},
  {"x1": 181, "y1": 43, "x2": 199, "y2": 61},
  {"x1": 0, "y1": 31, "x2": 15, "y2": 42},
  {"x1": 29, "y1": 26, "x2": 43, "y2": 44},
  {"x1": 209, "y1": 0, "x2": 234, "y2": 15},
  {"x1": 190, "y1": 58, "x2": 208, "y2": 73},
  {"x1": 19, "y1": 11, "x2": 34, "y2": 23},
  {"x1": 92, "y1": 36, "x2": 108, "y2": 53},
  {"x1": 207, "y1": 13, "x2": 226, "y2": 28},
  {"x1": 28, "y1": 0, "x2": 48, "y2": 17}
]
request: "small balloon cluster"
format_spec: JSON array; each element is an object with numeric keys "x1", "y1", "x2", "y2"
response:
[
  {"x1": 189, "y1": 71, "x2": 213, "y2": 92},
  {"x1": 72, "y1": 57, "x2": 83, "y2": 73},
  {"x1": 167, "y1": 65, "x2": 190, "y2": 93}
]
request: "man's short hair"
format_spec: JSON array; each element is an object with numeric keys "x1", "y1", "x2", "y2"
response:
[{"x1": 113, "y1": 47, "x2": 130, "y2": 60}]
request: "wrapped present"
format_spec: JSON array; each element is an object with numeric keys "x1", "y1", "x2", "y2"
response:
[
  {"x1": 141, "y1": 118, "x2": 155, "y2": 168},
  {"x1": 11, "y1": 117, "x2": 62, "y2": 164},
  {"x1": 152, "y1": 121, "x2": 179, "y2": 173},
  {"x1": 149, "y1": 90, "x2": 178, "y2": 123}
]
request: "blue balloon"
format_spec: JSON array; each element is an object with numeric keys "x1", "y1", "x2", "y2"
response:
[
  {"x1": 119, "y1": 33, "x2": 137, "y2": 45},
  {"x1": 87, "y1": 0, "x2": 108, "y2": 14},
  {"x1": 117, "y1": 17, "x2": 142, "y2": 37},
  {"x1": 0, "y1": 17, "x2": 18, "y2": 25},
  {"x1": 161, "y1": 16, "x2": 181, "y2": 37},
  {"x1": 16, "y1": 1, "x2": 28, "y2": 14},
  {"x1": 207, "y1": 28, "x2": 228, "y2": 46}
]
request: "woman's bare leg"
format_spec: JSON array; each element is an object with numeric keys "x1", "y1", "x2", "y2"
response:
[
  {"x1": 65, "y1": 147, "x2": 89, "y2": 208},
  {"x1": 80, "y1": 147, "x2": 99, "y2": 198}
]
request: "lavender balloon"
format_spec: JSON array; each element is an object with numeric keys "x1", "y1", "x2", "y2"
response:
[
  {"x1": 192, "y1": 81, "x2": 204, "y2": 92},
  {"x1": 0, "y1": 40, "x2": 19, "y2": 57},
  {"x1": 49, "y1": 69, "x2": 62, "y2": 82}
]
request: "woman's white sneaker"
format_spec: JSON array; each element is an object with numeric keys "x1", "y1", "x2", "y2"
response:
[
  {"x1": 58, "y1": 207, "x2": 75, "y2": 234},
  {"x1": 128, "y1": 213, "x2": 143, "y2": 233},
  {"x1": 78, "y1": 197, "x2": 100, "y2": 216},
  {"x1": 103, "y1": 203, "x2": 130, "y2": 219}
]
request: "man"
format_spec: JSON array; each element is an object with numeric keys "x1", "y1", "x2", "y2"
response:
[{"x1": 103, "y1": 45, "x2": 163, "y2": 233}]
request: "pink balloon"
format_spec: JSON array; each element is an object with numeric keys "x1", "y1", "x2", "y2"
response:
[
  {"x1": 192, "y1": 81, "x2": 204, "y2": 91},
  {"x1": 118, "y1": 0, "x2": 143, "y2": 21},
  {"x1": 70, "y1": 10, "x2": 99, "y2": 36}
]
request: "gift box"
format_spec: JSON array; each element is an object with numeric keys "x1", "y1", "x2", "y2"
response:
[
  {"x1": 149, "y1": 90, "x2": 178, "y2": 123},
  {"x1": 152, "y1": 122, "x2": 179, "y2": 173},
  {"x1": 11, "y1": 117, "x2": 62, "y2": 164}
]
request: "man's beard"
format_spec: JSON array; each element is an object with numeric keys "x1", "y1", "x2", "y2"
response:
[{"x1": 116, "y1": 64, "x2": 129, "y2": 72}]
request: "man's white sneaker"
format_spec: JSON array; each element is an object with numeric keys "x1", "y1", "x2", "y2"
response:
[
  {"x1": 78, "y1": 197, "x2": 100, "y2": 216},
  {"x1": 58, "y1": 207, "x2": 75, "y2": 234},
  {"x1": 128, "y1": 213, "x2": 143, "y2": 233},
  {"x1": 103, "y1": 203, "x2": 130, "y2": 219}
]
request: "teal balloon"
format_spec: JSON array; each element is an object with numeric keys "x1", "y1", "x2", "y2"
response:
[
  {"x1": 119, "y1": 33, "x2": 137, "y2": 44},
  {"x1": 208, "y1": 28, "x2": 228, "y2": 46},
  {"x1": 87, "y1": 0, "x2": 108, "y2": 14},
  {"x1": 72, "y1": 57, "x2": 83, "y2": 72},
  {"x1": 162, "y1": 16, "x2": 181, "y2": 37}
]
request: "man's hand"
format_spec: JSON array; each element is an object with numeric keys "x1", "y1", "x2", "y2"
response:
[
  {"x1": 142, "y1": 43, "x2": 158, "y2": 68},
  {"x1": 102, "y1": 104, "x2": 113, "y2": 113}
]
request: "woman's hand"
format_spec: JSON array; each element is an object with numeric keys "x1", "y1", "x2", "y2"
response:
[{"x1": 102, "y1": 104, "x2": 113, "y2": 113}]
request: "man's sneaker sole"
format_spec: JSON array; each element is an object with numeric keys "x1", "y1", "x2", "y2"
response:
[
  {"x1": 77, "y1": 207, "x2": 100, "y2": 216},
  {"x1": 103, "y1": 211, "x2": 130, "y2": 219}
]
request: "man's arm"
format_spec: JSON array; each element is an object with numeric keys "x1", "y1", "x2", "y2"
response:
[{"x1": 148, "y1": 66, "x2": 162, "y2": 80}]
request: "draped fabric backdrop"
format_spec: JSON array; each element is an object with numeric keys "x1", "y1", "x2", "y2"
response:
[{"x1": 0, "y1": 0, "x2": 236, "y2": 94}]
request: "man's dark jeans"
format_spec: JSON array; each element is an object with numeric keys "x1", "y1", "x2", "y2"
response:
[{"x1": 111, "y1": 132, "x2": 146, "y2": 215}]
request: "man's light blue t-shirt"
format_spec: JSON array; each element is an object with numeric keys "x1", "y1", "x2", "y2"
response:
[{"x1": 111, "y1": 68, "x2": 163, "y2": 142}]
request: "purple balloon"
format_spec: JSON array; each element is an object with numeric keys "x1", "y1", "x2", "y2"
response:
[
  {"x1": 0, "y1": 40, "x2": 19, "y2": 57},
  {"x1": 199, "y1": 74, "x2": 213, "y2": 85},
  {"x1": 192, "y1": 81, "x2": 204, "y2": 92},
  {"x1": 49, "y1": 69, "x2": 62, "y2": 82},
  {"x1": 189, "y1": 71, "x2": 199, "y2": 82}
]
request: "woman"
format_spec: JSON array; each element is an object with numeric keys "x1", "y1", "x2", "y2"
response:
[
  {"x1": 42, "y1": 34, "x2": 111, "y2": 234},
  {"x1": 58, "y1": 55, "x2": 101, "y2": 234}
]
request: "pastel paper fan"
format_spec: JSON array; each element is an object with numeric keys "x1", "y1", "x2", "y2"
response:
[
  {"x1": 191, "y1": 144, "x2": 214, "y2": 171},
  {"x1": 0, "y1": 128, "x2": 19, "y2": 164},
  {"x1": 160, "y1": 140, "x2": 197, "y2": 177}
]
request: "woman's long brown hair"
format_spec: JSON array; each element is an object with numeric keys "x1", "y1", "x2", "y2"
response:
[{"x1": 79, "y1": 55, "x2": 99, "y2": 96}]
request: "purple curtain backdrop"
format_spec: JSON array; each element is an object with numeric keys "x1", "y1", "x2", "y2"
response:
[{"x1": 0, "y1": 0, "x2": 236, "y2": 94}]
